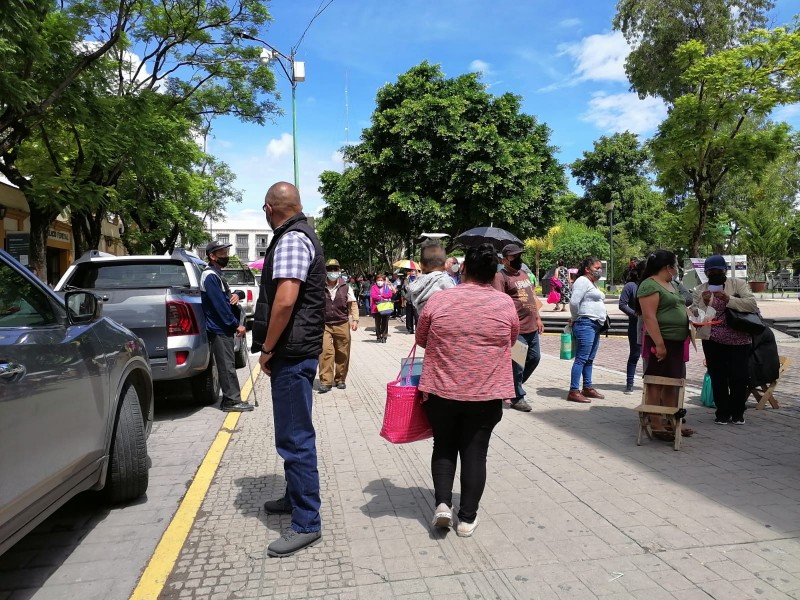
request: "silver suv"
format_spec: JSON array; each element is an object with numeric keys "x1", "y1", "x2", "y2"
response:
[{"x1": 0, "y1": 250, "x2": 153, "y2": 557}]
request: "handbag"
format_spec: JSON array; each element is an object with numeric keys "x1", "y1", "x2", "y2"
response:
[
  {"x1": 560, "y1": 325, "x2": 574, "y2": 360},
  {"x1": 375, "y1": 284, "x2": 394, "y2": 315},
  {"x1": 547, "y1": 290, "x2": 561, "y2": 304},
  {"x1": 700, "y1": 372, "x2": 715, "y2": 408},
  {"x1": 380, "y1": 344, "x2": 432, "y2": 444},
  {"x1": 598, "y1": 315, "x2": 611, "y2": 334},
  {"x1": 726, "y1": 307, "x2": 765, "y2": 335}
]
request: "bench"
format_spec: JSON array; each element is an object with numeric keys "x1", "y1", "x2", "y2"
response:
[
  {"x1": 633, "y1": 376, "x2": 687, "y2": 451},
  {"x1": 773, "y1": 277, "x2": 800, "y2": 297},
  {"x1": 749, "y1": 356, "x2": 791, "y2": 410}
]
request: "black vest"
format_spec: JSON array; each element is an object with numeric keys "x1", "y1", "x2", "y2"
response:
[
  {"x1": 251, "y1": 214, "x2": 325, "y2": 359},
  {"x1": 325, "y1": 283, "x2": 350, "y2": 325}
]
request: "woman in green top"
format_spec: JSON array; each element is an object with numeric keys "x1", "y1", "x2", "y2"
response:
[{"x1": 637, "y1": 250, "x2": 691, "y2": 438}]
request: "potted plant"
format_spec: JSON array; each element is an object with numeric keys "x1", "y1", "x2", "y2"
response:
[{"x1": 739, "y1": 199, "x2": 789, "y2": 293}]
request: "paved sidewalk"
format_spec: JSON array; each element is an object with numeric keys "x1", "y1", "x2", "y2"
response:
[{"x1": 162, "y1": 322, "x2": 800, "y2": 600}]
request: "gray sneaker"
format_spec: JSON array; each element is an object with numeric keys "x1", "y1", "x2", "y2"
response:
[
  {"x1": 318, "y1": 385, "x2": 331, "y2": 394},
  {"x1": 267, "y1": 528, "x2": 322, "y2": 558},
  {"x1": 511, "y1": 399, "x2": 532, "y2": 412},
  {"x1": 263, "y1": 496, "x2": 292, "y2": 515},
  {"x1": 336, "y1": 382, "x2": 347, "y2": 390}
]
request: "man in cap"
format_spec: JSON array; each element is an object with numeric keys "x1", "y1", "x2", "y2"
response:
[
  {"x1": 200, "y1": 240, "x2": 253, "y2": 412},
  {"x1": 492, "y1": 243, "x2": 544, "y2": 412},
  {"x1": 253, "y1": 182, "x2": 325, "y2": 557},
  {"x1": 318, "y1": 258, "x2": 359, "y2": 393}
]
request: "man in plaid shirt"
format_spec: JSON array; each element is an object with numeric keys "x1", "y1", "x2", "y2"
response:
[{"x1": 253, "y1": 182, "x2": 326, "y2": 558}]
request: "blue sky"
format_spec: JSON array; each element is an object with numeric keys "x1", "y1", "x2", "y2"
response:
[{"x1": 208, "y1": 0, "x2": 800, "y2": 227}]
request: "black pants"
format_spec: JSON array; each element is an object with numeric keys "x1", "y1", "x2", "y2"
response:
[
  {"x1": 626, "y1": 319, "x2": 641, "y2": 387},
  {"x1": 423, "y1": 394, "x2": 502, "y2": 523},
  {"x1": 405, "y1": 302, "x2": 418, "y2": 332},
  {"x1": 208, "y1": 332, "x2": 240, "y2": 404},
  {"x1": 373, "y1": 314, "x2": 389, "y2": 339},
  {"x1": 703, "y1": 339, "x2": 751, "y2": 421}
]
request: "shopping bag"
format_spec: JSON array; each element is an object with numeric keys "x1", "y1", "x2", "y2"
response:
[
  {"x1": 380, "y1": 344, "x2": 432, "y2": 444},
  {"x1": 560, "y1": 325, "x2": 574, "y2": 360},
  {"x1": 376, "y1": 301, "x2": 394, "y2": 315},
  {"x1": 700, "y1": 372, "x2": 715, "y2": 408},
  {"x1": 547, "y1": 290, "x2": 561, "y2": 304}
]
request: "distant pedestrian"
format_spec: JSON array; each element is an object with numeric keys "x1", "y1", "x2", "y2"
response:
[
  {"x1": 492, "y1": 243, "x2": 543, "y2": 412},
  {"x1": 402, "y1": 270, "x2": 419, "y2": 333},
  {"x1": 619, "y1": 261, "x2": 644, "y2": 394},
  {"x1": 567, "y1": 256, "x2": 607, "y2": 404},
  {"x1": 358, "y1": 275, "x2": 371, "y2": 315},
  {"x1": 370, "y1": 275, "x2": 394, "y2": 342},
  {"x1": 253, "y1": 181, "x2": 324, "y2": 558},
  {"x1": 200, "y1": 240, "x2": 252, "y2": 413},
  {"x1": 445, "y1": 256, "x2": 461, "y2": 285},
  {"x1": 417, "y1": 243, "x2": 518, "y2": 538},
  {"x1": 318, "y1": 259, "x2": 359, "y2": 393},
  {"x1": 406, "y1": 241, "x2": 455, "y2": 315},
  {"x1": 554, "y1": 259, "x2": 570, "y2": 312}
]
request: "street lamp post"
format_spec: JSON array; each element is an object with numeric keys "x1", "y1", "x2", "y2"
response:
[
  {"x1": 605, "y1": 198, "x2": 615, "y2": 293},
  {"x1": 240, "y1": 33, "x2": 305, "y2": 190}
]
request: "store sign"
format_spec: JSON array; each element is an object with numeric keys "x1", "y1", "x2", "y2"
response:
[
  {"x1": 6, "y1": 232, "x2": 30, "y2": 265},
  {"x1": 47, "y1": 228, "x2": 70, "y2": 243}
]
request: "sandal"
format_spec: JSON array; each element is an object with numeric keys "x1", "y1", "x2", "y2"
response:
[
  {"x1": 652, "y1": 430, "x2": 675, "y2": 442},
  {"x1": 664, "y1": 424, "x2": 695, "y2": 437}
]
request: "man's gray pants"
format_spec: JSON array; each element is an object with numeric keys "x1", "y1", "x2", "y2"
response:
[{"x1": 208, "y1": 332, "x2": 241, "y2": 404}]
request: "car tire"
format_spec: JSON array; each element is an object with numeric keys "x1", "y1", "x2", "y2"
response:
[
  {"x1": 103, "y1": 384, "x2": 149, "y2": 503},
  {"x1": 191, "y1": 355, "x2": 220, "y2": 405}
]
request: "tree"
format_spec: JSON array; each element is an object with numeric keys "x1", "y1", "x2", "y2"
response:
[
  {"x1": 613, "y1": 0, "x2": 774, "y2": 102},
  {"x1": 524, "y1": 225, "x2": 563, "y2": 282},
  {"x1": 650, "y1": 28, "x2": 800, "y2": 256},
  {"x1": 337, "y1": 62, "x2": 566, "y2": 243},
  {"x1": 739, "y1": 198, "x2": 790, "y2": 281},
  {"x1": 540, "y1": 222, "x2": 610, "y2": 270}
]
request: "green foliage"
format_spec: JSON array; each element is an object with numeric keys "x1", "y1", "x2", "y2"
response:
[
  {"x1": 739, "y1": 198, "x2": 790, "y2": 280},
  {"x1": 540, "y1": 222, "x2": 610, "y2": 270},
  {"x1": 613, "y1": 0, "x2": 774, "y2": 102},
  {"x1": 650, "y1": 27, "x2": 800, "y2": 255},
  {"x1": 328, "y1": 62, "x2": 566, "y2": 246}
]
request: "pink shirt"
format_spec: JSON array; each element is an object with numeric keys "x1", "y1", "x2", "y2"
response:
[{"x1": 416, "y1": 283, "x2": 519, "y2": 401}]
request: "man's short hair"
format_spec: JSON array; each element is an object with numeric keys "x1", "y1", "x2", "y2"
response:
[{"x1": 419, "y1": 241, "x2": 446, "y2": 269}]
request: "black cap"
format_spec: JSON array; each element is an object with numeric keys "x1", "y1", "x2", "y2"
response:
[
  {"x1": 501, "y1": 244, "x2": 523, "y2": 257},
  {"x1": 205, "y1": 240, "x2": 232, "y2": 257}
]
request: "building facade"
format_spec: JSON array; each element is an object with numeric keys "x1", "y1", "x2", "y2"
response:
[{"x1": 207, "y1": 220, "x2": 274, "y2": 264}]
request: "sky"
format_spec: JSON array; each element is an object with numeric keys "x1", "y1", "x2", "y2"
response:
[{"x1": 208, "y1": 0, "x2": 800, "y2": 228}]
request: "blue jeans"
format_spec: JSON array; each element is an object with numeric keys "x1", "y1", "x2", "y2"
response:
[
  {"x1": 512, "y1": 331, "x2": 541, "y2": 402},
  {"x1": 570, "y1": 317, "x2": 602, "y2": 391},
  {"x1": 626, "y1": 319, "x2": 641, "y2": 387},
  {"x1": 270, "y1": 356, "x2": 321, "y2": 533}
]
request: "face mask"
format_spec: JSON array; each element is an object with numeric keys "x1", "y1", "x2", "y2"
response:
[
  {"x1": 590, "y1": 268, "x2": 602, "y2": 279},
  {"x1": 409, "y1": 275, "x2": 416, "y2": 281},
  {"x1": 708, "y1": 273, "x2": 727, "y2": 285},
  {"x1": 376, "y1": 280, "x2": 384, "y2": 286},
  {"x1": 451, "y1": 263, "x2": 460, "y2": 273},
  {"x1": 327, "y1": 271, "x2": 340, "y2": 281},
  {"x1": 215, "y1": 256, "x2": 229, "y2": 268},
  {"x1": 509, "y1": 257, "x2": 523, "y2": 270}
]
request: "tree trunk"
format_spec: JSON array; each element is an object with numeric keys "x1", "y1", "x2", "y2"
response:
[
  {"x1": 28, "y1": 205, "x2": 58, "y2": 276},
  {"x1": 690, "y1": 188, "x2": 710, "y2": 257}
]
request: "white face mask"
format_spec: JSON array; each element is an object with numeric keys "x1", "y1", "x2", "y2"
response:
[
  {"x1": 451, "y1": 263, "x2": 460, "y2": 273},
  {"x1": 327, "y1": 271, "x2": 340, "y2": 281}
]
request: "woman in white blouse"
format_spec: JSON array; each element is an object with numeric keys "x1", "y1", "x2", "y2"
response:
[{"x1": 567, "y1": 257, "x2": 607, "y2": 403}]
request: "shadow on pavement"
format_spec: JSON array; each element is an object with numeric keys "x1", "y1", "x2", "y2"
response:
[
  {"x1": 360, "y1": 479, "x2": 449, "y2": 540},
  {"x1": 233, "y1": 474, "x2": 287, "y2": 534},
  {"x1": 153, "y1": 383, "x2": 207, "y2": 422}
]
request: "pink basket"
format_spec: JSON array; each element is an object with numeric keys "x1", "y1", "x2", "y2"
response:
[{"x1": 379, "y1": 345, "x2": 432, "y2": 444}]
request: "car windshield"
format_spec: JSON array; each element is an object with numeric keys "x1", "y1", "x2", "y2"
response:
[
  {"x1": 222, "y1": 269, "x2": 255, "y2": 285},
  {"x1": 68, "y1": 261, "x2": 190, "y2": 289}
]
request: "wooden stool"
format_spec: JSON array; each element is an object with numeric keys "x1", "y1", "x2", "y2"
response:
[
  {"x1": 634, "y1": 375, "x2": 686, "y2": 451},
  {"x1": 750, "y1": 356, "x2": 791, "y2": 410}
]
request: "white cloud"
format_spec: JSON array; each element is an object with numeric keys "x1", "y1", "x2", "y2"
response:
[
  {"x1": 330, "y1": 150, "x2": 344, "y2": 164},
  {"x1": 266, "y1": 133, "x2": 294, "y2": 159},
  {"x1": 559, "y1": 18, "x2": 582, "y2": 28},
  {"x1": 562, "y1": 31, "x2": 629, "y2": 83},
  {"x1": 581, "y1": 92, "x2": 667, "y2": 135},
  {"x1": 469, "y1": 59, "x2": 492, "y2": 77}
]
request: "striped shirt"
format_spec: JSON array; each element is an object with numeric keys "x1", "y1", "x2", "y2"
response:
[
  {"x1": 272, "y1": 231, "x2": 315, "y2": 281},
  {"x1": 416, "y1": 283, "x2": 519, "y2": 401}
]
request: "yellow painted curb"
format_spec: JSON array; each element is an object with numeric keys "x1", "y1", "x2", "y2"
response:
[{"x1": 129, "y1": 361, "x2": 261, "y2": 600}]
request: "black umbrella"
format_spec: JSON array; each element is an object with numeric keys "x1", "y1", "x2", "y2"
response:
[{"x1": 452, "y1": 226, "x2": 523, "y2": 252}]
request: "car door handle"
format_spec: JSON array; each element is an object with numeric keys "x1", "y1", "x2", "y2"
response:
[{"x1": 0, "y1": 362, "x2": 26, "y2": 383}]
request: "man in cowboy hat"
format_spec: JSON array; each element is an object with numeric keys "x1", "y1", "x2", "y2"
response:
[{"x1": 318, "y1": 258, "x2": 359, "y2": 392}]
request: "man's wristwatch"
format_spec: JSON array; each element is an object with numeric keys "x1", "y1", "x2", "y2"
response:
[{"x1": 261, "y1": 347, "x2": 275, "y2": 356}]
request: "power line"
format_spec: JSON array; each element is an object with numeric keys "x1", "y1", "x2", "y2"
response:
[{"x1": 294, "y1": 0, "x2": 336, "y2": 52}]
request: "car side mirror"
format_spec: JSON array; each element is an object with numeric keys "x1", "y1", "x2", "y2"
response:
[
  {"x1": 233, "y1": 289, "x2": 245, "y2": 300},
  {"x1": 65, "y1": 290, "x2": 102, "y2": 325}
]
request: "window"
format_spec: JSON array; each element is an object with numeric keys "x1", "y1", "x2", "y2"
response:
[
  {"x1": 67, "y1": 261, "x2": 190, "y2": 289},
  {"x1": 256, "y1": 235, "x2": 269, "y2": 246},
  {"x1": 236, "y1": 234, "x2": 248, "y2": 246},
  {"x1": 0, "y1": 261, "x2": 57, "y2": 327},
  {"x1": 217, "y1": 234, "x2": 229, "y2": 244},
  {"x1": 236, "y1": 248, "x2": 249, "y2": 262}
]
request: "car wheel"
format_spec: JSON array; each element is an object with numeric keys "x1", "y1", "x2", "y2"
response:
[
  {"x1": 234, "y1": 340, "x2": 248, "y2": 369},
  {"x1": 103, "y1": 384, "x2": 149, "y2": 503},
  {"x1": 191, "y1": 354, "x2": 220, "y2": 405}
]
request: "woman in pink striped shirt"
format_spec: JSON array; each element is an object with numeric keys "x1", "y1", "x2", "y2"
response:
[{"x1": 416, "y1": 243, "x2": 519, "y2": 537}]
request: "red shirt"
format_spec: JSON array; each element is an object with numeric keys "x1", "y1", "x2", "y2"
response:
[
  {"x1": 492, "y1": 268, "x2": 539, "y2": 333},
  {"x1": 415, "y1": 283, "x2": 519, "y2": 401}
]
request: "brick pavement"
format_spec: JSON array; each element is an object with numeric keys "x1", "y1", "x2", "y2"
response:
[{"x1": 161, "y1": 319, "x2": 800, "y2": 600}]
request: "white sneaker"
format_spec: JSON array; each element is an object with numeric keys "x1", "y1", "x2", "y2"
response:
[
  {"x1": 431, "y1": 503, "x2": 453, "y2": 529},
  {"x1": 456, "y1": 515, "x2": 479, "y2": 537}
]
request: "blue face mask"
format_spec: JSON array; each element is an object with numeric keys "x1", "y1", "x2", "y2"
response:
[{"x1": 409, "y1": 275, "x2": 416, "y2": 281}]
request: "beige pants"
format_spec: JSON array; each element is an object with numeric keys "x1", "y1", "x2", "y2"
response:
[{"x1": 319, "y1": 321, "x2": 351, "y2": 386}]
